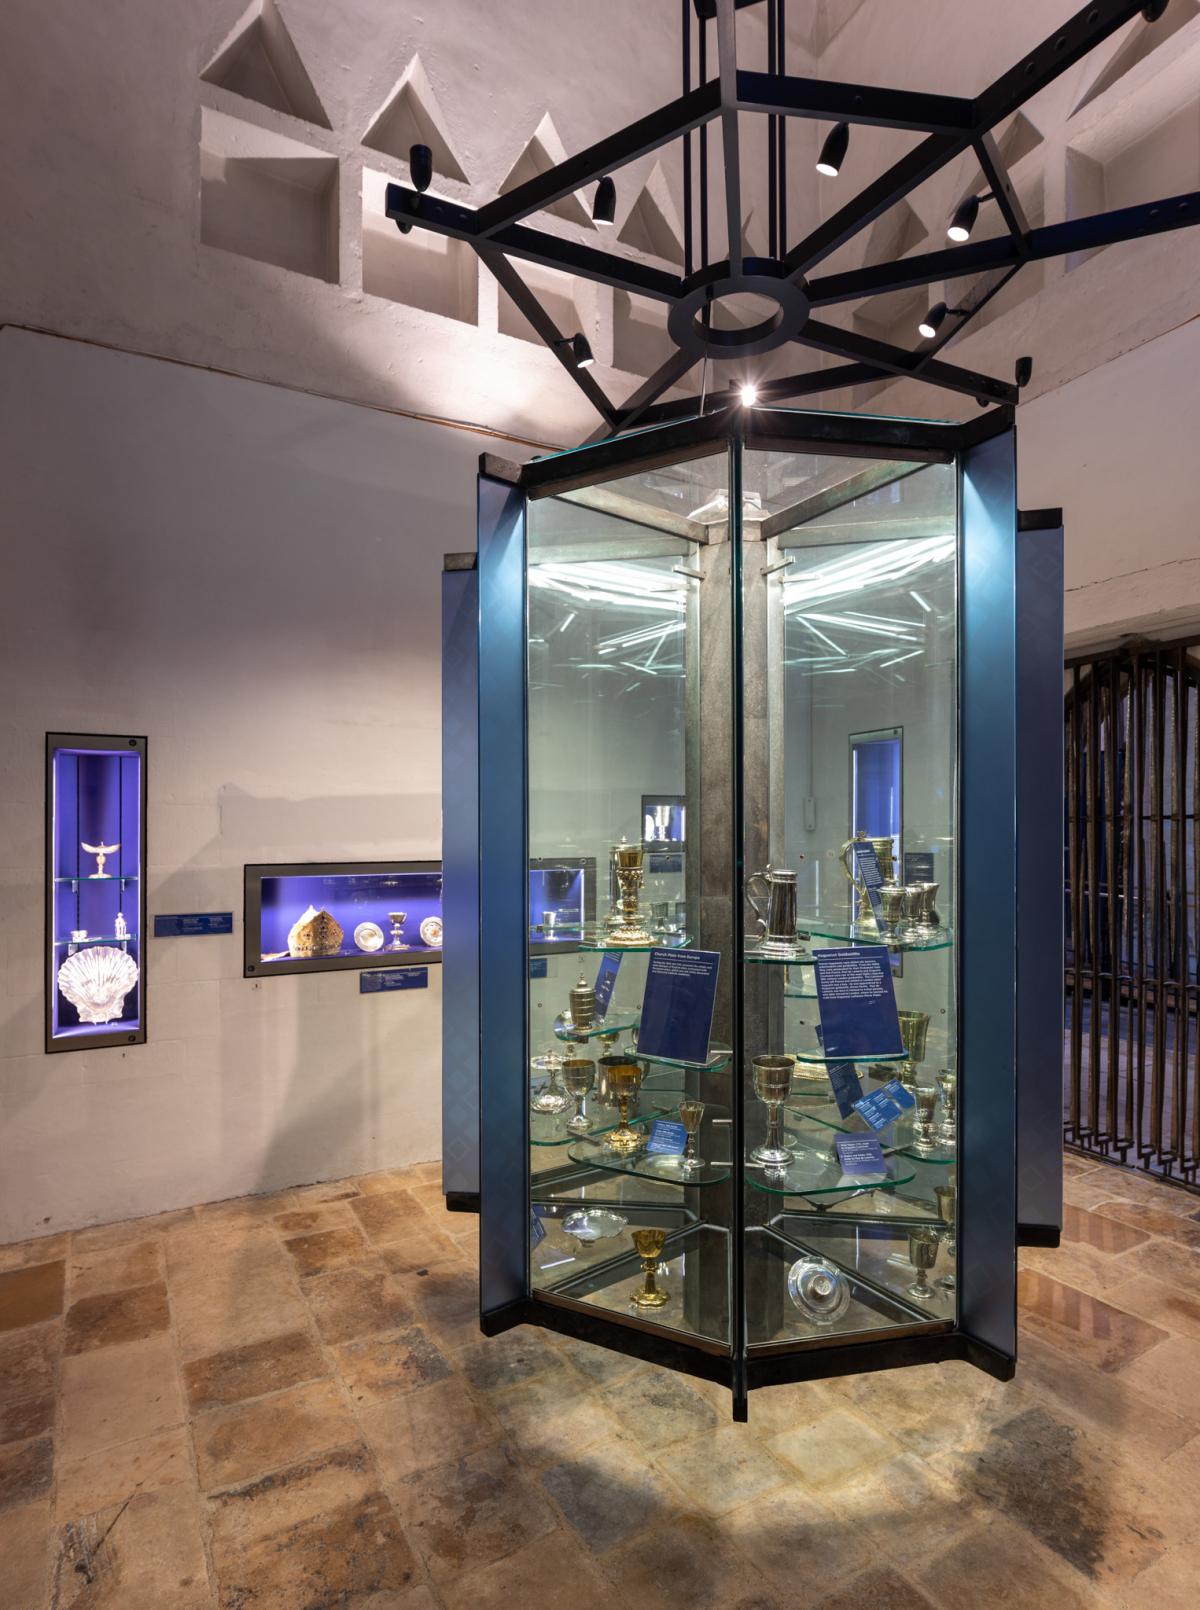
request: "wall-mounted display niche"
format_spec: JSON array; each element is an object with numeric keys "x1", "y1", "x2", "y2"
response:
[
  {"x1": 46, "y1": 733, "x2": 147, "y2": 1052},
  {"x1": 244, "y1": 861, "x2": 442, "y2": 978},
  {"x1": 529, "y1": 856, "x2": 595, "y2": 952}
]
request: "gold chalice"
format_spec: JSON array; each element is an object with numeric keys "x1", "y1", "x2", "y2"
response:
[
  {"x1": 603, "y1": 1057, "x2": 645, "y2": 1153},
  {"x1": 630, "y1": 1228, "x2": 669, "y2": 1308}
]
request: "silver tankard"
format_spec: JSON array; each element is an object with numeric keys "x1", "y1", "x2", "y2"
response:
[{"x1": 746, "y1": 866, "x2": 802, "y2": 958}]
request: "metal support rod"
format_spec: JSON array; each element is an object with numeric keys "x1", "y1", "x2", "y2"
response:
[{"x1": 716, "y1": 0, "x2": 743, "y2": 276}]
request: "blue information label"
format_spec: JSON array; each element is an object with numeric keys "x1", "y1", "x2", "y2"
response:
[
  {"x1": 835, "y1": 1134, "x2": 888, "y2": 1175},
  {"x1": 360, "y1": 967, "x2": 428, "y2": 993},
  {"x1": 637, "y1": 949, "x2": 720, "y2": 1067},
  {"x1": 644, "y1": 1119, "x2": 688, "y2": 1156},
  {"x1": 853, "y1": 1086, "x2": 905, "y2": 1131},
  {"x1": 813, "y1": 946, "x2": 904, "y2": 1060},
  {"x1": 853, "y1": 842, "x2": 887, "y2": 926},
  {"x1": 529, "y1": 957, "x2": 548, "y2": 979},
  {"x1": 594, "y1": 953, "x2": 622, "y2": 1019},
  {"x1": 827, "y1": 1062, "x2": 864, "y2": 1118},
  {"x1": 530, "y1": 1210, "x2": 546, "y2": 1248},
  {"x1": 154, "y1": 912, "x2": 233, "y2": 937},
  {"x1": 883, "y1": 1077, "x2": 916, "y2": 1111}
]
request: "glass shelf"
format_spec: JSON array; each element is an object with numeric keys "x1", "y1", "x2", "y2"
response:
[
  {"x1": 552, "y1": 1011, "x2": 640, "y2": 1043},
  {"x1": 530, "y1": 1089, "x2": 677, "y2": 1147},
  {"x1": 54, "y1": 874, "x2": 138, "y2": 885},
  {"x1": 639, "y1": 1039, "x2": 732, "y2": 1073},
  {"x1": 790, "y1": 911, "x2": 953, "y2": 952},
  {"x1": 790, "y1": 1046, "x2": 906, "y2": 1066},
  {"x1": 54, "y1": 934, "x2": 137, "y2": 947},
  {"x1": 745, "y1": 1142, "x2": 915, "y2": 1199},
  {"x1": 745, "y1": 940, "x2": 816, "y2": 966},
  {"x1": 575, "y1": 927, "x2": 692, "y2": 953},
  {"x1": 567, "y1": 1103, "x2": 731, "y2": 1187},
  {"x1": 793, "y1": 1100, "x2": 956, "y2": 1166}
]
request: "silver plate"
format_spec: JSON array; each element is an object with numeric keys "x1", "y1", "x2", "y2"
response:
[
  {"x1": 786, "y1": 1256, "x2": 851, "y2": 1323},
  {"x1": 561, "y1": 1209, "x2": 627, "y2": 1243},
  {"x1": 419, "y1": 915, "x2": 443, "y2": 947},
  {"x1": 353, "y1": 921, "x2": 385, "y2": 953}
]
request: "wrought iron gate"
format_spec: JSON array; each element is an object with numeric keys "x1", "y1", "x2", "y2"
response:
[{"x1": 1064, "y1": 637, "x2": 1200, "y2": 1187}]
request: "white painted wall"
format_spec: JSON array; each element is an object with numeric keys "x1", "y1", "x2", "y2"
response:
[{"x1": 0, "y1": 327, "x2": 512, "y2": 1243}]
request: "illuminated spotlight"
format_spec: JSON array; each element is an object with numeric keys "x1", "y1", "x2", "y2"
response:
[
  {"x1": 918, "y1": 302, "x2": 948, "y2": 339},
  {"x1": 593, "y1": 175, "x2": 616, "y2": 226},
  {"x1": 816, "y1": 122, "x2": 849, "y2": 178},
  {"x1": 947, "y1": 195, "x2": 981, "y2": 242},
  {"x1": 740, "y1": 382, "x2": 759, "y2": 407},
  {"x1": 571, "y1": 334, "x2": 595, "y2": 369}
]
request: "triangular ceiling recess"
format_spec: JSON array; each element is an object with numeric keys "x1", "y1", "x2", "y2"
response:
[
  {"x1": 618, "y1": 162, "x2": 684, "y2": 263},
  {"x1": 500, "y1": 115, "x2": 593, "y2": 228},
  {"x1": 362, "y1": 55, "x2": 468, "y2": 183},
  {"x1": 1073, "y1": 0, "x2": 1200, "y2": 114},
  {"x1": 201, "y1": 0, "x2": 330, "y2": 129}
]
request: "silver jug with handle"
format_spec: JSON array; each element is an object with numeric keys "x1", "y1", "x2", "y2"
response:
[{"x1": 746, "y1": 865, "x2": 803, "y2": 957}]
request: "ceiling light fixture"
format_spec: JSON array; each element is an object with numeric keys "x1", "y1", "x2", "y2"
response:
[
  {"x1": 918, "y1": 301, "x2": 970, "y2": 339},
  {"x1": 739, "y1": 382, "x2": 759, "y2": 407},
  {"x1": 815, "y1": 122, "x2": 850, "y2": 178},
  {"x1": 571, "y1": 333, "x2": 595, "y2": 369},
  {"x1": 947, "y1": 194, "x2": 984, "y2": 242},
  {"x1": 593, "y1": 175, "x2": 616, "y2": 226},
  {"x1": 409, "y1": 143, "x2": 434, "y2": 194}
]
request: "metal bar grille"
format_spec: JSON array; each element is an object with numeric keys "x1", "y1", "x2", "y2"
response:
[{"x1": 1064, "y1": 636, "x2": 1200, "y2": 1188}]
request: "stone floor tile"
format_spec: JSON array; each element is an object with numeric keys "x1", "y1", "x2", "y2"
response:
[
  {"x1": 540, "y1": 1430, "x2": 681, "y2": 1551},
  {"x1": 63, "y1": 1282, "x2": 170, "y2": 1355},
  {"x1": 811, "y1": 1565, "x2": 941, "y2": 1610},
  {"x1": 302, "y1": 1262, "x2": 417, "y2": 1345},
  {"x1": 912, "y1": 1517, "x2": 1101, "y2": 1610},
  {"x1": 389, "y1": 1442, "x2": 556, "y2": 1583},
  {"x1": 60, "y1": 1337, "x2": 183, "y2": 1462},
  {"x1": 0, "y1": 1232, "x2": 70, "y2": 1273},
  {"x1": 333, "y1": 1325, "x2": 453, "y2": 1405},
  {"x1": 1065, "y1": 1173, "x2": 1144, "y2": 1212},
  {"x1": 654, "y1": 1424, "x2": 791, "y2": 1517},
  {"x1": 0, "y1": 1499, "x2": 50, "y2": 1609},
  {"x1": 487, "y1": 1372, "x2": 621, "y2": 1467},
  {"x1": 209, "y1": 1487, "x2": 419, "y2": 1610},
  {"x1": 1021, "y1": 1239, "x2": 1145, "y2": 1299},
  {"x1": 0, "y1": 1326, "x2": 60, "y2": 1408},
  {"x1": 0, "y1": 1392, "x2": 54, "y2": 1447},
  {"x1": 377, "y1": 1225, "x2": 465, "y2": 1275},
  {"x1": 350, "y1": 1190, "x2": 429, "y2": 1244},
  {"x1": 1104, "y1": 1274, "x2": 1200, "y2": 1341},
  {"x1": 163, "y1": 1219, "x2": 282, "y2": 1281},
  {"x1": 0, "y1": 1435, "x2": 54, "y2": 1511},
  {"x1": 354, "y1": 1169, "x2": 427, "y2": 1197},
  {"x1": 1093, "y1": 1201, "x2": 1200, "y2": 1250},
  {"x1": 408, "y1": 1267, "x2": 480, "y2": 1350},
  {"x1": 723, "y1": 1480, "x2": 871, "y2": 1601},
  {"x1": 0, "y1": 1262, "x2": 65, "y2": 1333},
  {"x1": 1016, "y1": 1334, "x2": 1196, "y2": 1459},
  {"x1": 1018, "y1": 1270, "x2": 1169, "y2": 1372},
  {"x1": 827, "y1": 1450, "x2": 982, "y2": 1568},
  {"x1": 1122, "y1": 1237, "x2": 1200, "y2": 1291},
  {"x1": 360, "y1": 1377, "x2": 501, "y2": 1484},
  {"x1": 197, "y1": 1192, "x2": 300, "y2": 1230},
  {"x1": 928, "y1": 1400, "x2": 1195, "y2": 1588},
  {"x1": 601, "y1": 1362, "x2": 721, "y2": 1449},
  {"x1": 546, "y1": 1331, "x2": 642, "y2": 1388},
  {"x1": 70, "y1": 1211, "x2": 196, "y2": 1256},
  {"x1": 289, "y1": 1178, "x2": 362, "y2": 1206},
  {"x1": 52, "y1": 1485, "x2": 211, "y2": 1609},
  {"x1": 172, "y1": 1250, "x2": 310, "y2": 1363},
  {"x1": 735, "y1": 1379, "x2": 832, "y2": 1439},
  {"x1": 1116, "y1": 1541, "x2": 1200, "y2": 1609},
  {"x1": 56, "y1": 1426, "x2": 193, "y2": 1520},
  {"x1": 597, "y1": 1510, "x2": 783, "y2": 1610},
  {"x1": 1063, "y1": 1155, "x2": 1105, "y2": 1178},
  {"x1": 1115, "y1": 1336, "x2": 1200, "y2": 1425},
  {"x1": 766, "y1": 1406, "x2": 900, "y2": 1490},
  {"x1": 67, "y1": 1238, "x2": 165, "y2": 1303},
  {"x1": 193, "y1": 1379, "x2": 358, "y2": 1493},
  {"x1": 282, "y1": 1225, "x2": 371, "y2": 1278},
  {"x1": 184, "y1": 1331, "x2": 327, "y2": 1413},
  {"x1": 439, "y1": 1528, "x2": 612, "y2": 1610},
  {"x1": 272, "y1": 1201, "x2": 359, "y2": 1235},
  {"x1": 452, "y1": 1329, "x2": 571, "y2": 1395},
  {"x1": 206, "y1": 1442, "x2": 376, "y2": 1549},
  {"x1": 1063, "y1": 1205, "x2": 1151, "y2": 1253}
]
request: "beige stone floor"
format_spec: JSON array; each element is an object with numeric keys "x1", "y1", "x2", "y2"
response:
[{"x1": 2, "y1": 1155, "x2": 1200, "y2": 1610}]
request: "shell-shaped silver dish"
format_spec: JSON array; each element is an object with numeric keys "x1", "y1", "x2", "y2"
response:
[
  {"x1": 57, "y1": 944, "x2": 139, "y2": 1025},
  {"x1": 561, "y1": 1209, "x2": 627, "y2": 1242},
  {"x1": 786, "y1": 1255, "x2": 851, "y2": 1323},
  {"x1": 354, "y1": 921, "x2": 385, "y2": 952}
]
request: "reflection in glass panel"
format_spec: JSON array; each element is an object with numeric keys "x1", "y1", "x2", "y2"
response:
[
  {"x1": 525, "y1": 451, "x2": 733, "y2": 1349},
  {"x1": 741, "y1": 449, "x2": 958, "y2": 1350}
]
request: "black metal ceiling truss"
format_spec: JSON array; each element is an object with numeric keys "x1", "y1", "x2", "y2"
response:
[{"x1": 385, "y1": 0, "x2": 1199, "y2": 439}]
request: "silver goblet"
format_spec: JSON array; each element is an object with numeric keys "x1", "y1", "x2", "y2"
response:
[
  {"x1": 934, "y1": 1183, "x2": 957, "y2": 1291},
  {"x1": 906, "y1": 1229, "x2": 939, "y2": 1302},
  {"x1": 750, "y1": 1055, "x2": 795, "y2": 1167}
]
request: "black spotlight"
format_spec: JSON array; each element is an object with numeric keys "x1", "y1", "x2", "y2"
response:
[
  {"x1": 410, "y1": 144, "x2": 433, "y2": 193},
  {"x1": 1142, "y1": 2, "x2": 1170, "y2": 21},
  {"x1": 1015, "y1": 355, "x2": 1033, "y2": 389},
  {"x1": 947, "y1": 194, "x2": 980, "y2": 242},
  {"x1": 593, "y1": 176, "x2": 616, "y2": 226},
  {"x1": 918, "y1": 302, "x2": 949, "y2": 339},
  {"x1": 816, "y1": 122, "x2": 850, "y2": 178},
  {"x1": 571, "y1": 334, "x2": 595, "y2": 369}
]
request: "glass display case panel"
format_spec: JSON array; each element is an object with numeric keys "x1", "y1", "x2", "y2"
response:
[
  {"x1": 528, "y1": 855, "x2": 595, "y2": 950},
  {"x1": 244, "y1": 861, "x2": 442, "y2": 977},
  {"x1": 739, "y1": 448, "x2": 958, "y2": 1351},
  {"x1": 525, "y1": 446, "x2": 735, "y2": 1352},
  {"x1": 46, "y1": 733, "x2": 147, "y2": 1052}
]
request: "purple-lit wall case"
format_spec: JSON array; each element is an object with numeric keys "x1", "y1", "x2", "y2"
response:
[
  {"x1": 45, "y1": 733, "x2": 148, "y2": 1053},
  {"x1": 244, "y1": 861, "x2": 442, "y2": 978}
]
